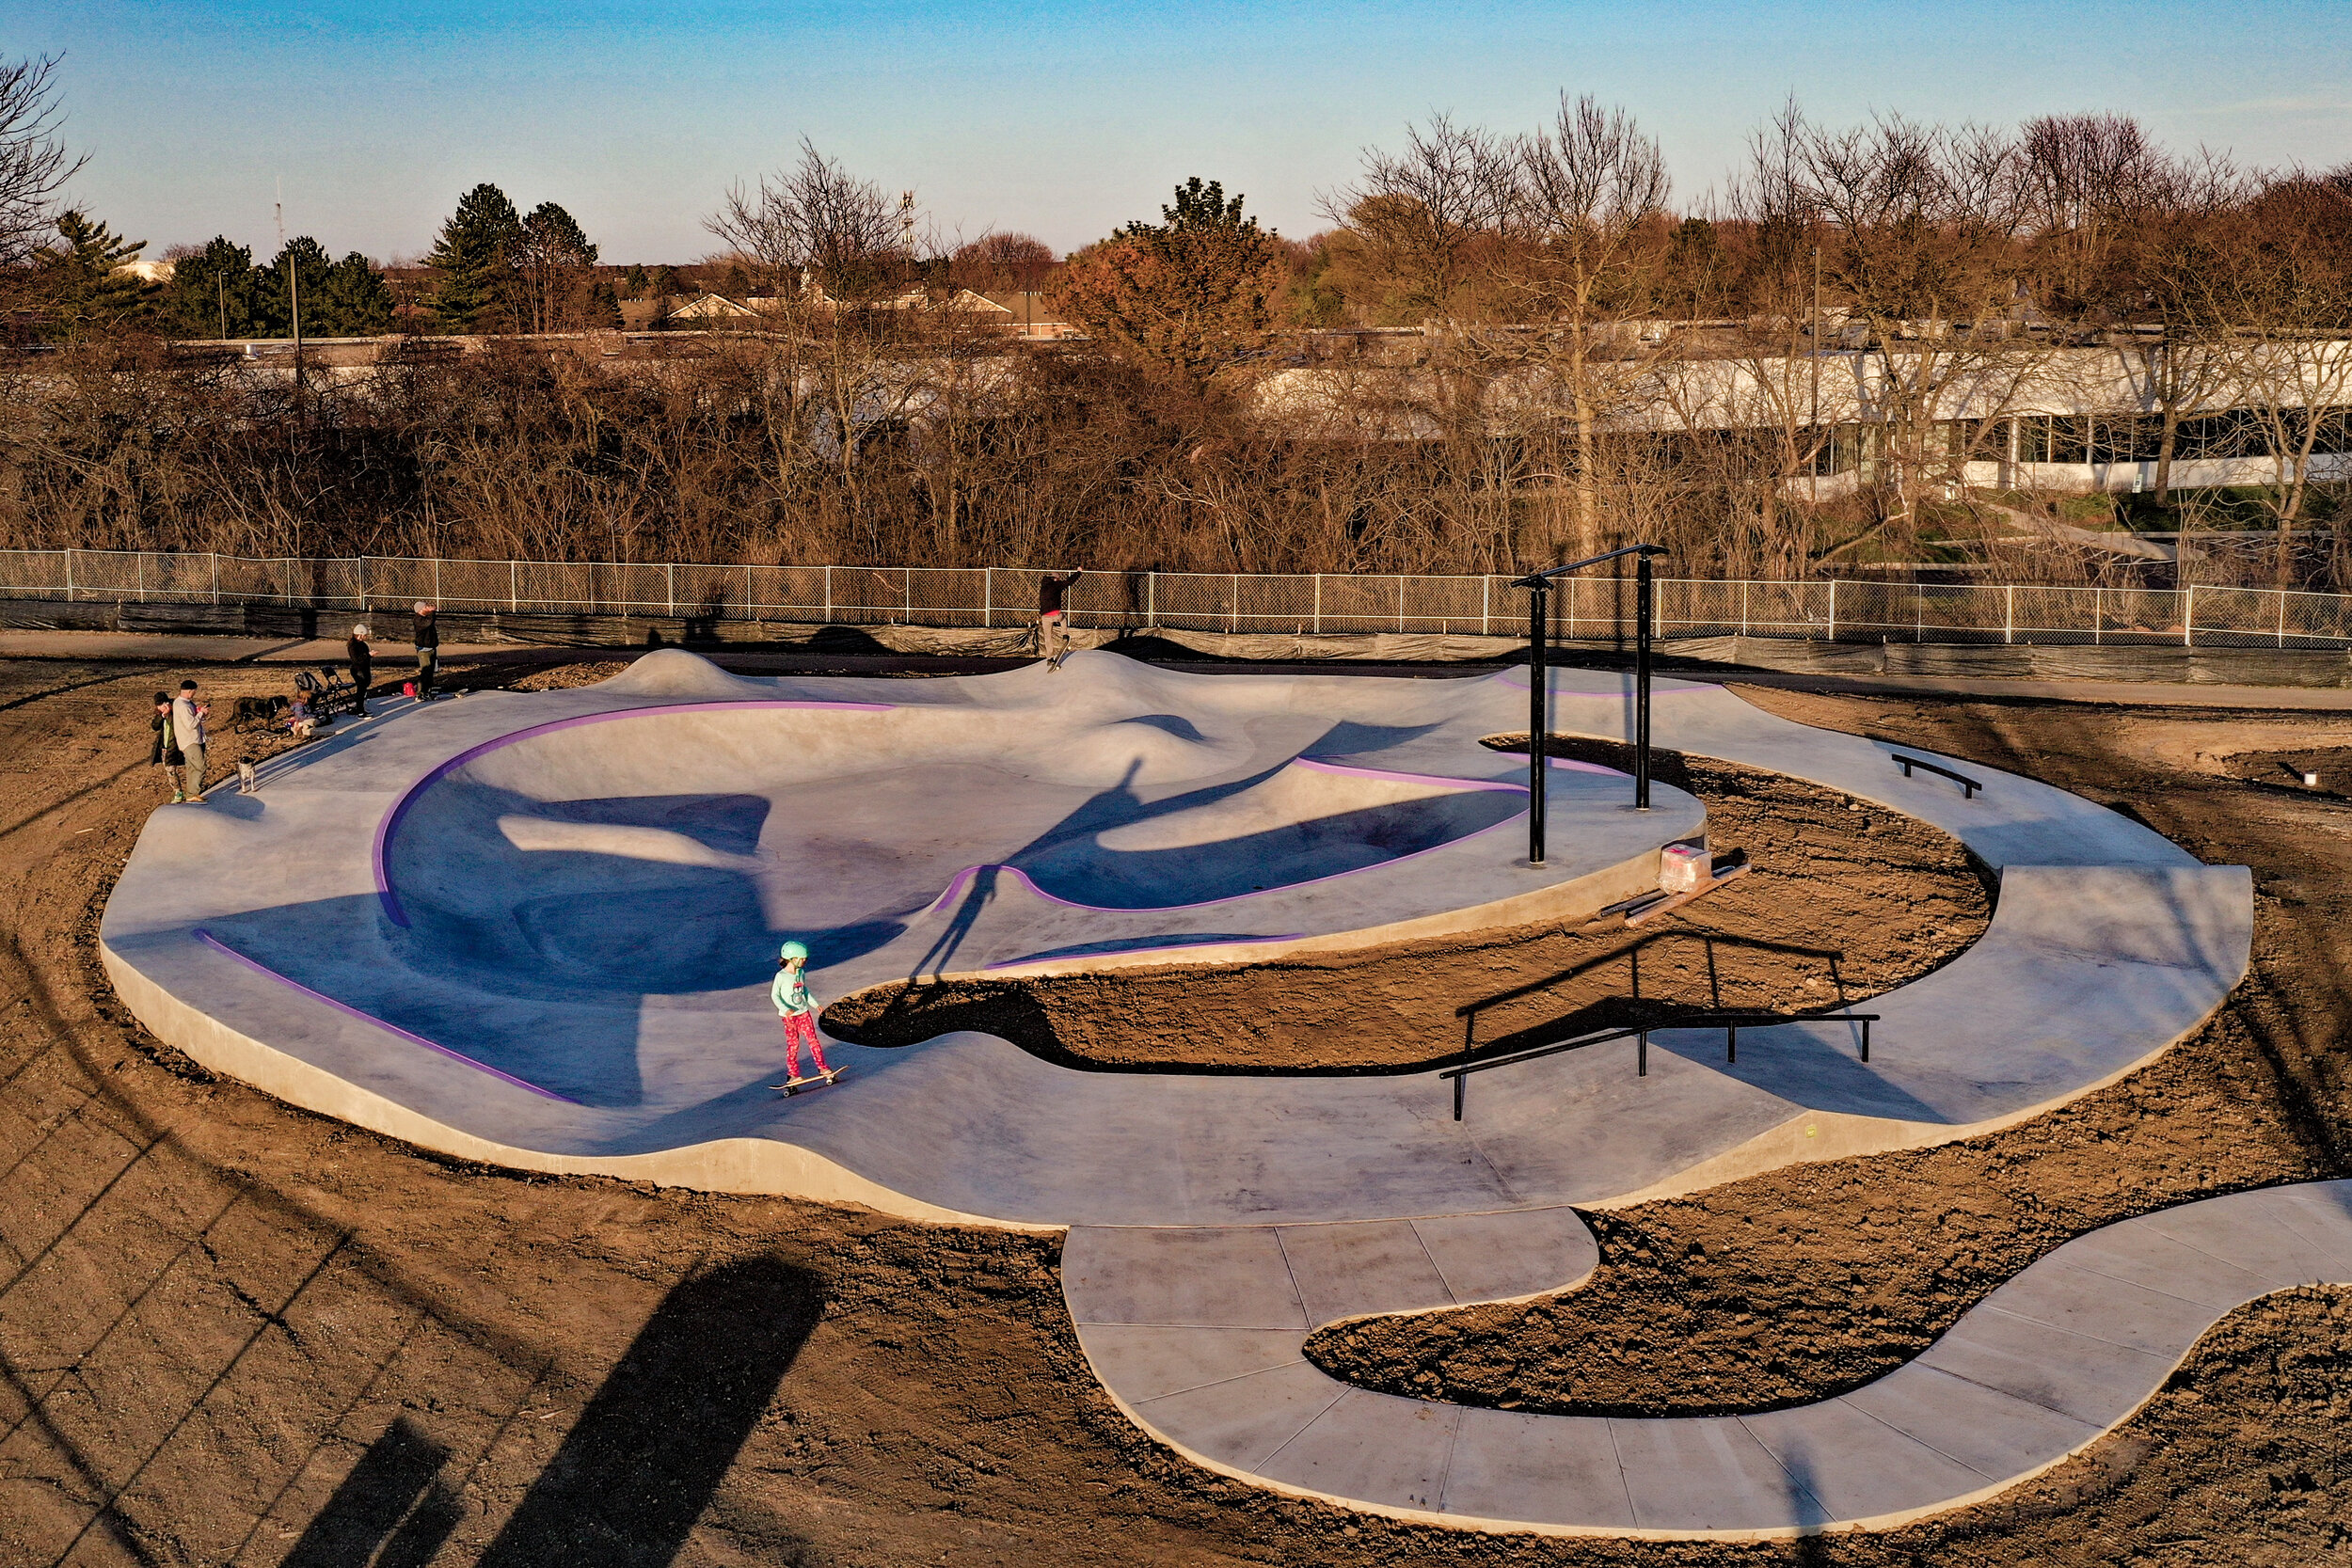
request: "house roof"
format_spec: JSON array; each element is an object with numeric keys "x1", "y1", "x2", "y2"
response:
[{"x1": 668, "y1": 293, "x2": 761, "y2": 320}]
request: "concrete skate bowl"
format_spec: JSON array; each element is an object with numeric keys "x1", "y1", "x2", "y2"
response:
[
  {"x1": 373, "y1": 712, "x2": 1536, "y2": 1000},
  {"x1": 102, "y1": 652, "x2": 1701, "y2": 1191}
]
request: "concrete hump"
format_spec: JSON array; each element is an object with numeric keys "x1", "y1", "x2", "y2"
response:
[{"x1": 596, "y1": 647, "x2": 782, "y2": 699}]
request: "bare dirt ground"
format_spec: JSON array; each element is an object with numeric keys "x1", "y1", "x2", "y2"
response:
[{"x1": 3, "y1": 655, "x2": 2351, "y2": 1566}]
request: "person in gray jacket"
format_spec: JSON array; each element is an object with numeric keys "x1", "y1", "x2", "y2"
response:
[{"x1": 170, "y1": 679, "x2": 209, "y2": 803}]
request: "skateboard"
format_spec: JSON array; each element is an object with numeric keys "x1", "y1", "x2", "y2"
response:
[{"x1": 772, "y1": 1067, "x2": 847, "y2": 1096}]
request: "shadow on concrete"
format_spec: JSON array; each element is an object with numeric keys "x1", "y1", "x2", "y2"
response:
[
  {"x1": 475, "y1": 1254, "x2": 821, "y2": 1567},
  {"x1": 277, "y1": 1416, "x2": 460, "y2": 1568}
]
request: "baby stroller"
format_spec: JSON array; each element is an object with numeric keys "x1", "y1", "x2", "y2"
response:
[{"x1": 295, "y1": 666, "x2": 358, "y2": 721}]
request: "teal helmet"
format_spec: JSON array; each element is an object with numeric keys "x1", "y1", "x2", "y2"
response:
[{"x1": 778, "y1": 941, "x2": 810, "y2": 963}]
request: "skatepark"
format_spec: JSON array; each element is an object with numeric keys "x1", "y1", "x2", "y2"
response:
[{"x1": 79, "y1": 643, "x2": 2326, "y2": 1541}]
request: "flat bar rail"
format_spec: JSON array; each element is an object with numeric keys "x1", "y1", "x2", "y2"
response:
[
  {"x1": 1892, "y1": 754, "x2": 1982, "y2": 799},
  {"x1": 1441, "y1": 1008, "x2": 1881, "y2": 1119}
]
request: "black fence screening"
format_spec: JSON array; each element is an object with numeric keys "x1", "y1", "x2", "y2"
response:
[{"x1": 5, "y1": 549, "x2": 2350, "y2": 649}]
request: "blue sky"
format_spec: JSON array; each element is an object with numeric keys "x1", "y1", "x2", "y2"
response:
[{"x1": 15, "y1": 0, "x2": 2350, "y2": 264}]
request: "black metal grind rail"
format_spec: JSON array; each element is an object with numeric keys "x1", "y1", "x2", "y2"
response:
[
  {"x1": 1441, "y1": 1009, "x2": 1881, "y2": 1120},
  {"x1": 1892, "y1": 754, "x2": 1981, "y2": 799}
]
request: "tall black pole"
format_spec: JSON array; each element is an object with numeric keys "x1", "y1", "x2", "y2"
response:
[
  {"x1": 1634, "y1": 553, "x2": 1654, "y2": 810},
  {"x1": 1528, "y1": 581, "x2": 1549, "y2": 865}
]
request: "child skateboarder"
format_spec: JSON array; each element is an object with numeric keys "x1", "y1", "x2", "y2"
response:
[{"x1": 771, "y1": 941, "x2": 836, "y2": 1090}]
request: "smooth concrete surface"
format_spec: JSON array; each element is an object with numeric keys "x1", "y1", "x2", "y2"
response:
[
  {"x1": 96, "y1": 647, "x2": 2264, "y2": 1536},
  {"x1": 98, "y1": 651, "x2": 2245, "y2": 1225},
  {"x1": 1070, "y1": 1181, "x2": 2352, "y2": 1539}
]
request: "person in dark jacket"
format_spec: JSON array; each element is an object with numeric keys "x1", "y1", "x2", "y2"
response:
[
  {"x1": 347, "y1": 623, "x2": 373, "y2": 716},
  {"x1": 148, "y1": 690, "x2": 184, "y2": 802},
  {"x1": 411, "y1": 602, "x2": 439, "y2": 701}
]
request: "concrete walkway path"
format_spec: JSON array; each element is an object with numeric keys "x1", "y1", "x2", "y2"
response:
[{"x1": 1070, "y1": 1180, "x2": 2352, "y2": 1538}]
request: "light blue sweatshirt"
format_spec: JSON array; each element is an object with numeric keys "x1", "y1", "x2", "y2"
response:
[{"x1": 772, "y1": 964, "x2": 814, "y2": 1017}]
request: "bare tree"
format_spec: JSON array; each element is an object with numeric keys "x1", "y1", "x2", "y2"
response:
[
  {"x1": 950, "y1": 232, "x2": 1056, "y2": 294},
  {"x1": 2204, "y1": 172, "x2": 2352, "y2": 560},
  {"x1": 1507, "y1": 94, "x2": 1672, "y2": 559},
  {"x1": 2016, "y1": 112, "x2": 2167, "y2": 312},
  {"x1": 0, "y1": 55, "x2": 83, "y2": 269},
  {"x1": 706, "y1": 138, "x2": 905, "y2": 300},
  {"x1": 1319, "y1": 113, "x2": 1517, "y2": 322},
  {"x1": 2117, "y1": 150, "x2": 2250, "y2": 502},
  {"x1": 1765, "y1": 107, "x2": 2051, "y2": 554}
]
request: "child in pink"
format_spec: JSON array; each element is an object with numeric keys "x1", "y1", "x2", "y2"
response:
[{"x1": 771, "y1": 942, "x2": 831, "y2": 1079}]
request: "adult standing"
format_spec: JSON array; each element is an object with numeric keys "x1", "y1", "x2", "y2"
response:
[
  {"x1": 1036, "y1": 568, "x2": 1083, "y2": 672},
  {"x1": 411, "y1": 602, "x2": 439, "y2": 701},
  {"x1": 346, "y1": 623, "x2": 373, "y2": 716},
  {"x1": 169, "y1": 679, "x2": 209, "y2": 804}
]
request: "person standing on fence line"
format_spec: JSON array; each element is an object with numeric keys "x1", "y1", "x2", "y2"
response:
[
  {"x1": 347, "y1": 624, "x2": 373, "y2": 716},
  {"x1": 149, "y1": 690, "x2": 185, "y2": 802},
  {"x1": 170, "y1": 680, "x2": 209, "y2": 803},
  {"x1": 411, "y1": 603, "x2": 439, "y2": 701},
  {"x1": 1037, "y1": 568, "x2": 1083, "y2": 671}
]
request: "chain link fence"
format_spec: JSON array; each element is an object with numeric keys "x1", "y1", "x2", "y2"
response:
[{"x1": 3, "y1": 548, "x2": 2349, "y2": 649}]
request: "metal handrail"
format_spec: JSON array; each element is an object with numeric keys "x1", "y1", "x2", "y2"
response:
[
  {"x1": 1441, "y1": 1007, "x2": 1881, "y2": 1119},
  {"x1": 1892, "y1": 754, "x2": 1982, "y2": 799},
  {"x1": 1439, "y1": 1024, "x2": 1649, "y2": 1120}
]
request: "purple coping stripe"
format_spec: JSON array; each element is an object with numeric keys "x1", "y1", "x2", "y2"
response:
[
  {"x1": 196, "y1": 929, "x2": 580, "y2": 1104},
  {"x1": 373, "y1": 699, "x2": 895, "y2": 927}
]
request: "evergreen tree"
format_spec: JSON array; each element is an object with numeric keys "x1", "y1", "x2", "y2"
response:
[
  {"x1": 648, "y1": 264, "x2": 681, "y2": 300},
  {"x1": 163, "y1": 235, "x2": 259, "y2": 339},
  {"x1": 37, "y1": 210, "x2": 156, "y2": 338},
  {"x1": 1050, "y1": 179, "x2": 1284, "y2": 384},
  {"x1": 254, "y1": 236, "x2": 332, "y2": 338},
  {"x1": 316, "y1": 251, "x2": 394, "y2": 336},
  {"x1": 516, "y1": 201, "x2": 597, "y2": 330},
  {"x1": 424, "y1": 182, "x2": 522, "y2": 332},
  {"x1": 623, "y1": 261, "x2": 649, "y2": 298},
  {"x1": 588, "y1": 275, "x2": 622, "y2": 329}
]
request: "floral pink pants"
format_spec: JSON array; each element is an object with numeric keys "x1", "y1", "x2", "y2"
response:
[{"x1": 781, "y1": 1011, "x2": 829, "y2": 1078}]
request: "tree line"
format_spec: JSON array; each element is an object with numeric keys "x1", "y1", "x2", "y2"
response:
[{"x1": 0, "y1": 53, "x2": 2346, "y2": 590}]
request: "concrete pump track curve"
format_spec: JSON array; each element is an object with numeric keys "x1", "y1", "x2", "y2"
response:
[{"x1": 98, "y1": 648, "x2": 2265, "y2": 1540}]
